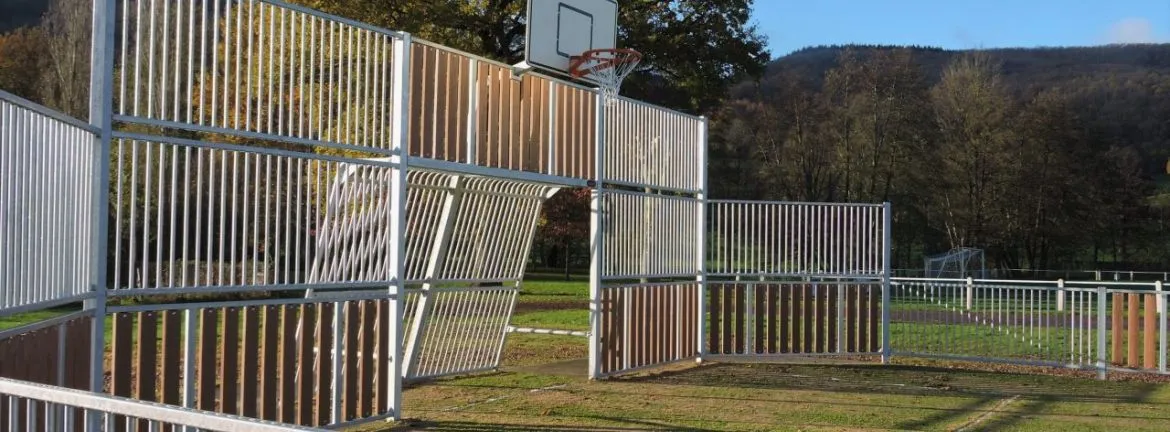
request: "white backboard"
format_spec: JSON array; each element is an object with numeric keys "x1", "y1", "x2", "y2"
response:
[{"x1": 524, "y1": 0, "x2": 618, "y2": 83}]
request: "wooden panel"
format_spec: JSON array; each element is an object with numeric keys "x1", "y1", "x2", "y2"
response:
[
  {"x1": 791, "y1": 284, "x2": 802, "y2": 353},
  {"x1": 375, "y1": 300, "x2": 390, "y2": 414},
  {"x1": 828, "y1": 285, "x2": 838, "y2": 353},
  {"x1": 136, "y1": 311, "x2": 159, "y2": 430},
  {"x1": 869, "y1": 285, "x2": 880, "y2": 352},
  {"x1": 1145, "y1": 294, "x2": 1157, "y2": 369},
  {"x1": 847, "y1": 286, "x2": 858, "y2": 352},
  {"x1": 1112, "y1": 292, "x2": 1123, "y2": 364},
  {"x1": 1128, "y1": 293, "x2": 1140, "y2": 368},
  {"x1": 219, "y1": 308, "x2": 240, "y2": 415},
  {"x1": 341, "y1": 302, "x2": 358, "y2": 419},
  {"x1": 197, "y1": 308, "x2": 217, "y2": 411},
  {"x1": 815, "y1": 285, "x2": 826, "y2": 353},
  {"x1": 240, "y1": 306, "x2": 260, "y2": 418},
  {"x1": 261, "y1": 305, "x2": 280, "y2": 420},
  {"x1": 112, "y1": 313, "x2": 134, "y2": 398},
  {"x1": 708, "y1": 284, "x2": 720, "y2": 354},
  {"x1": 754, "y1": 285, "x2": 765, "y2": 354},
  {"x1": 803, "y1": 285, "x2": 814, "y2": 354},
  {"x1": 779, "y1": 285, "x2": 790, "y2": 353},
  {"x1": 298, "y1": 304, "x2": 318, "y2": 425},
  {"x1": 315, "y1": 303, "x2": 334, "y2": 426},
  {"x1": 767, "y1": 285, "x2": 778, "y2": 354},
  {"x1": 280, "y1": 306, "x2": 298, "y2": 423},
  {"x1": 857, "y1": 287, "x2": 868, "y2": 354},
  {"x1": 358, "y1": 301, "x2": 376, "y2": 418},
  {"x1": 161, "y1": 311, "x2": 181, "y2": 405}
]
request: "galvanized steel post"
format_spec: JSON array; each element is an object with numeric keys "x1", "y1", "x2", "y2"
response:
[
  {"x1": 1097, "y1": 286, "x2": 1107, "y2": 380},
  {"x1": 696, "y1": 116, "x2": 709, "y2": 361},
  {"x1": 881, "y1": 202, "x2": 892, "y2": 364},
  {"x1": 87, "y1": 2, "x2": 116, "y2": 432},
  {"x1": 387, "y1": 32, "x2": 412, "y2": 419},
  {"x1": 587, "y1": 89, "x2": 606, "y2": 380}
]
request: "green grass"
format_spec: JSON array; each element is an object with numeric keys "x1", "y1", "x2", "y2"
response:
[
  {"x1": 509, "y1": 309, "x2": 589, "y2": 331},
  {"x1": 0, "y1": 307, "x2": 77, "y2": 331},
  {"x1": 372, "y1": 362, "x2": 1170, "y2": 431}
]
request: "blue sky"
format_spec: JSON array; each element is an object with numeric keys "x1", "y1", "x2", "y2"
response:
[{"x1": 754, "y1": 0, "x2": 1170, "y2": 57}]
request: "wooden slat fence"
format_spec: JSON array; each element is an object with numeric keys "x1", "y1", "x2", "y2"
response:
[
  {"x1": 0, "y1": 314, "x2": 92, "y2": 431},
  {"x1": 707, "y1": 282, "x2": 882, "y2": 356},
  {"x1": 598, "y1": 283, "x2": 700, "y2": 376}
]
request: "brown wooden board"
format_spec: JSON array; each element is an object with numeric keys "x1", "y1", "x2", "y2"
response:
[
  {"x1": 1112, "y1": 293, "x2": 1123, "y2": 364},
  {"x1": 847, "y1": 285, "x2": 857, "y2": 352},
  {"x1": 241, "y1": 306, "x2": 260, "y2": 418},
  {"x1": 857, "y1": 287, "x2": 868, "y2": 353},
  {"x1": 299, "y1": 304, "x2": 318, "y2": 425},
  {"x1": 315, "y1": 303, "x2": 334, "y2": 426},
  {"x1": 791, "y1": 284, "x2": 802, "y2": 353},
  {"x1": 161, "y1": 311, "x2": 181, "y2": 406},
  {"x1": 815, "y1": 285, "x2": 826, "y2": 353},
  {"x1": 281, "y1": 306, "x2": 298, "y2": 423},
  {"x1": 828, "y1": 284, "x2": 838, "y2": 353},
  {"x1": 359, "y1": 300, "x2": 376, "y2": 417},
  {"x1": 1128, "y1": 293, "x2": 1140, "y2": 367},
  {"x1": 803, "y1": 285, "x2": 814, "y2": 354},
  {"x1": 220, "y1": 308, "x2": 240, "y2": 415},
  {"x1": 869, "y1": 284, "x2": 881, "y2": 352},
  {"x1": 261, "y1": 305, "x2": 280, "y2": 420},
  {"x1": 198, "y1": 308, "x2": 218, "y2": 411},
  {"x1": 135, "y1": 312, "x2": 159, "y2": 428},
  {"x1": 754, "y1": 285, "x2": 766, "y2": 354},
  {"x1": 709, "y1": 284, "x2": 721, "y2": 354}
]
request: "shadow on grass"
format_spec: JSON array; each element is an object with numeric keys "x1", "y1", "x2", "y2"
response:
[
  {"x1": 621, "y1": 363, "x2": 1167, "y2": 405},
  {"x1": 404, "y1": 417, "x2": 716, "y2": 432}
]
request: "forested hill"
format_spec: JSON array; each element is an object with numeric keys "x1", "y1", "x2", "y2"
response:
[
  {"x1": 765, "y1": 43, "x2": 1170, "y2": 90},
  {"x1": 713, "y1": 43, "x2": 1170, "y2": 272}
]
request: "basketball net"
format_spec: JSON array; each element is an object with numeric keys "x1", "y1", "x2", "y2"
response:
[{"x1": 569, "y1": 48, "x2": 642, "y2": 105}]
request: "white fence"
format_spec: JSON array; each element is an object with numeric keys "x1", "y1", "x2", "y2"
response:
[
  {"x1": 0, "y1": 91, "x2": 97, "y2": 315},
  {"x1": 890, "y1": 277, "x2": 1169, "y2": 377}
]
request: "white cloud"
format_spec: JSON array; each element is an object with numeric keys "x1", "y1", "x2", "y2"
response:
[{"x1": 1105, "y1": 18, "x2": 1158, "y2": 44}]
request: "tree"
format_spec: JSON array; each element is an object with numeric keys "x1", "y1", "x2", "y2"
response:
[
  {"x1": 302, "y1": 0, "x2": 770, "y2": 114},
  {"x1": 536, "y1": 188, "x2": 590, "y2": 280},
  {"x1": 0, "y1": 26, "x2": 46, "y2": 100},
  {"x1": 927, "y1": 52, "x2": 1016, "y2": 252}
]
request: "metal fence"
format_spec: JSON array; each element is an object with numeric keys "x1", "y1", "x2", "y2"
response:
[
  {"x1": 0, "y1": 90, "x2": 97, "y2": 316},
  {"x1": 890, "y1": 278, "x2": 1168, "y2": 377}
]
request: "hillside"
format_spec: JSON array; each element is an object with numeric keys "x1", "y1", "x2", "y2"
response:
[{"x1": 762, "y1": 43, "x2": 1170, "y2": 91}]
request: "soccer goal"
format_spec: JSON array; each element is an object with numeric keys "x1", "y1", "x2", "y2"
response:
[{"x1": 924, "y1": 247, "x2": 987, "y2": 279}]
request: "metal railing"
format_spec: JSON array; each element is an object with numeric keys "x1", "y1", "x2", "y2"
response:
[
  {"x1": 890, "y1": 277, "x2": 1168, "y2": 377},
  {"x1": 0, "y1": 90, "x2": 97, "y2": 316},
  {"x1": 0, "y1": 376, "x2": 323, "y2": 431}
]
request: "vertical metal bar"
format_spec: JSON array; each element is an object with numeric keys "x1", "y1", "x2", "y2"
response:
[
  {"x1": 1097, "y1": 286, "x2": 1107, "y2": 380},
  {"x1": 881, "y1": 202, "x2": 892, "y2": 363},
  {"x1": 695, "y1": 117, "x2": 708, "y2": 360},
  {"x1": 588, "y1": 87, "x2": 606, "y2": 379},
  {"x1": 547, "y1": 80, "x2": 557, "y2": 175},
  {"x1": 386, "y1": 32, "x2": 412, "y2": 419},
  {"x1": 465, "y1": 59, "x2": 479, "y2": 164},
  {"x1": 1159, "y1": 281, "x2": 1167, "y2": 374},
  {"x1": 87, "y1": 1, "x2": 115, "y2": 430}
]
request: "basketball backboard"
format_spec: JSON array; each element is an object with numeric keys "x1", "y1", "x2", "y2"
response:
[{"x1": 521, "y1": 0, "x2": 618, "y2": 84}]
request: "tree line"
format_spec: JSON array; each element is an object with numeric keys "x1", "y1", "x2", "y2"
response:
[{"x1": 711, "y1": 46, "x2": 1170, "y2": 273}]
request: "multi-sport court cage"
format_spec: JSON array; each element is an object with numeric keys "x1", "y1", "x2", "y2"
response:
[{"x1": 0, "y1": 0, "x2": 893, "y2": 430}]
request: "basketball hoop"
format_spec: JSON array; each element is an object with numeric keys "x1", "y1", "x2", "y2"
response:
[{"x1": 569, "y1": 48, "x2": 642, "y2": 104}]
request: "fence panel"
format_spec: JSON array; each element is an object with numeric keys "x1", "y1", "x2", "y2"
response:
[
  {"x1": 107, "y1": 297, "x2": 400, "y2": 428},
  {"x1": 602, "y1": 191, "x2": 701, "y2": 279},
  {"x1": 603, "y1": 98, "x2": 704, "y2": 192},
  {"x1": 890, "y1": 278, "x2": 1169, "y2": 375},
  {"x1": 0, "y1": 92, "x2": 96, "y2": 315},
  {"x1": 707, "y1": 201, "x2": 886, "y2": 278},
  {"x1": 706, "y1": 281, "x2": 882, "y2": 356},
  {"x1": 409, "y1": 287, "x2": 517, "y2": 380},
  {"x1": 598, "y1": 283, "x2": 700, "y2": 377}
]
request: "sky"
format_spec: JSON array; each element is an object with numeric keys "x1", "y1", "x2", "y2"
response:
[{"x1": 755, "y1": 0, "x2": 1170, "y2": 57}]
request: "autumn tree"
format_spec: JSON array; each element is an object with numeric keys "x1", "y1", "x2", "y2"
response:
[{"x1": 535, "y1": 188, "x2": 590, "y2": 280}]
